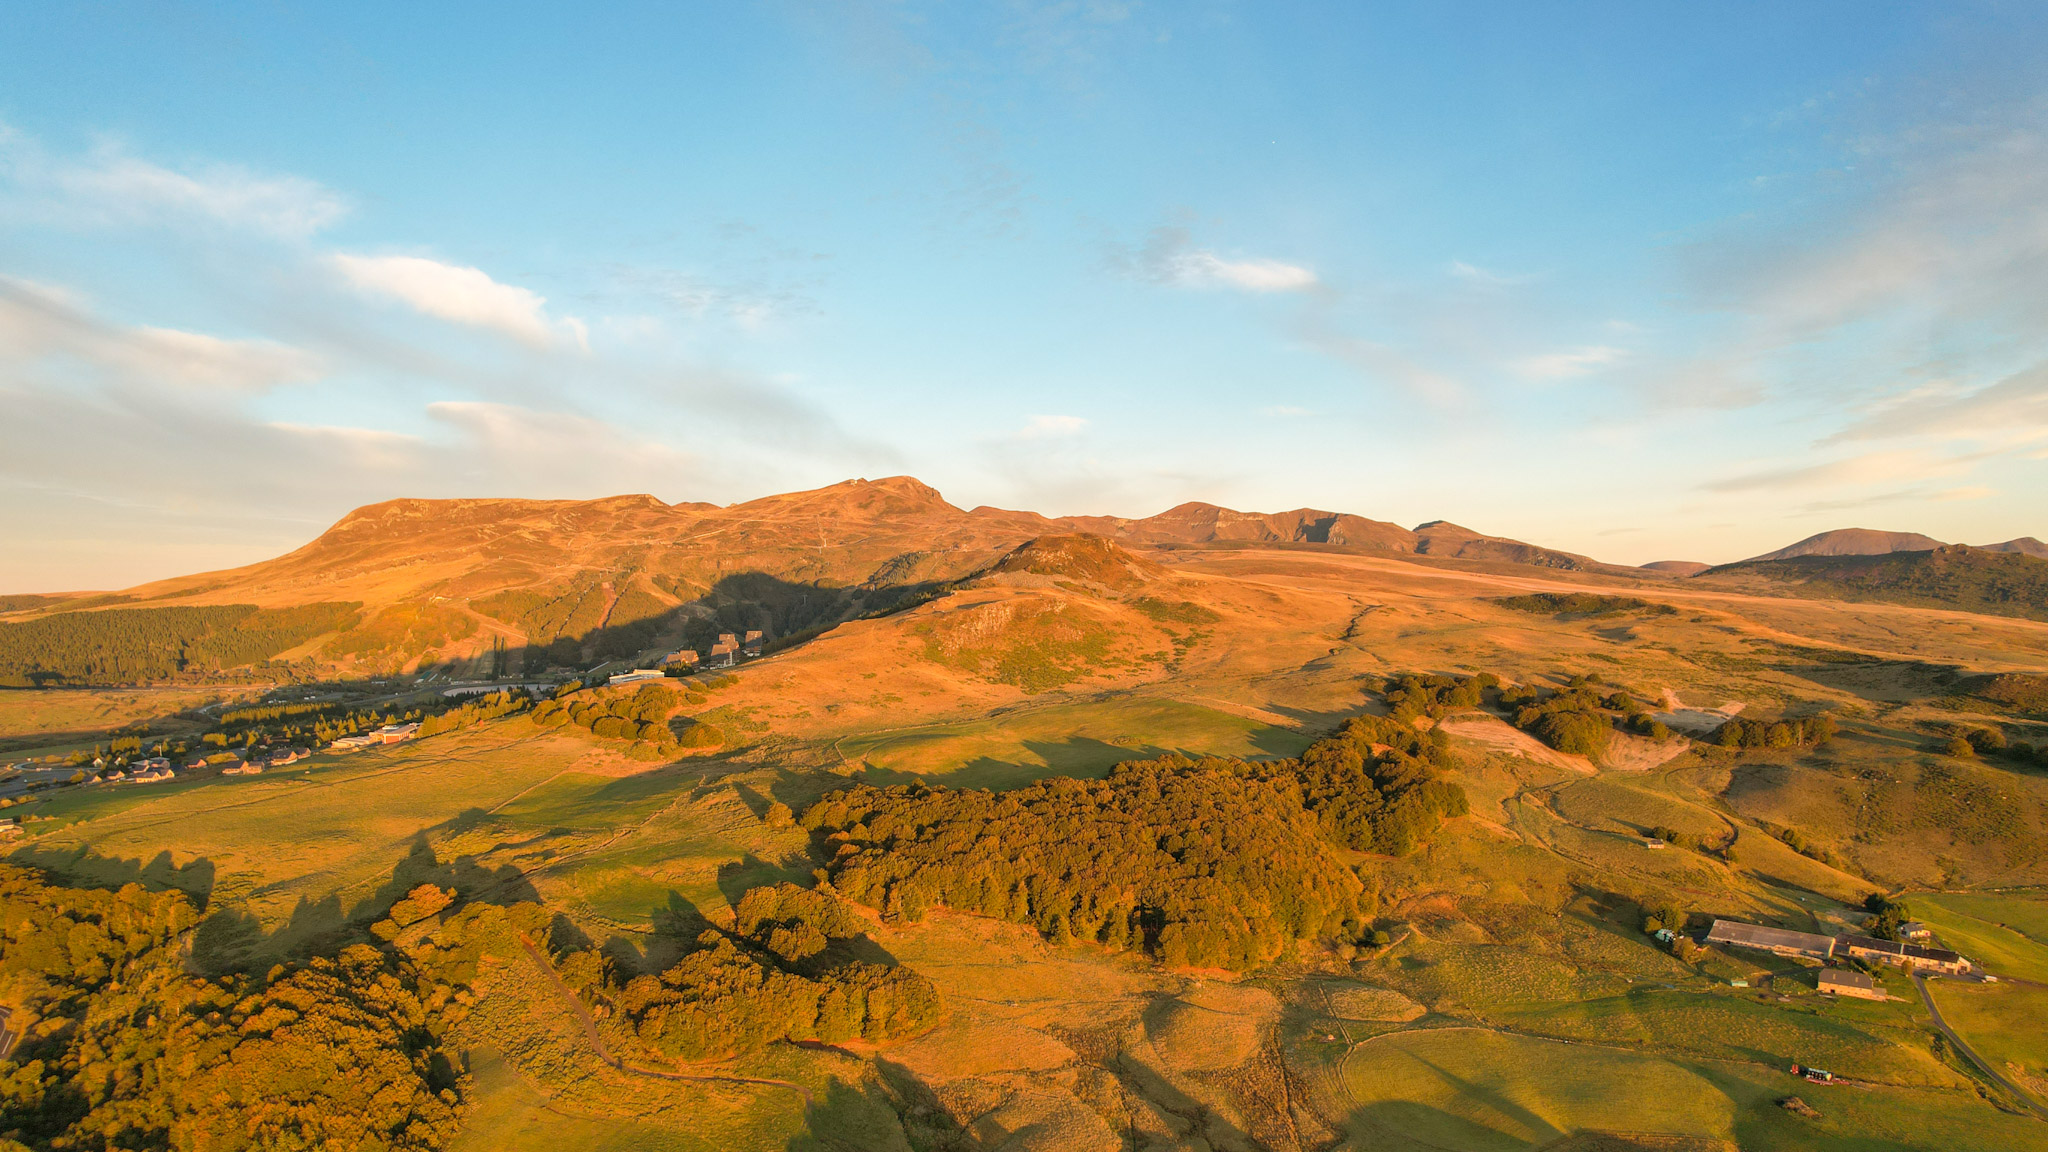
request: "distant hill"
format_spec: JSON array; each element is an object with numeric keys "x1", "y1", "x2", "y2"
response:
[
  {"x1": 1982, "y1": 537, "x2": 2048, "y2": 559},
  {"x1": 0, "y1": 477, "x2": 1629, "y2": 684},
  {"x1": 1743, "y1": 528, "x2": 2046, "y2": 563},
  {"x1": 1743, "y1": 528, "x2": 1948, "y2": 562},
  {"x1": 1704, "y1": 545, "x2": 2048, "y2": 622},
  {"x1": 1640, "y1": 560, "x2": 1710, "y2": 577}
]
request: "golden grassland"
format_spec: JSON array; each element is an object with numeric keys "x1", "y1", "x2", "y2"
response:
[{"x1": 7, "y1": 542, "x2": 2048, "y2": 1148}]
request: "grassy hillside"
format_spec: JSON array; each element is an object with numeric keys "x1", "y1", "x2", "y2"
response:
[
  {"x1": 6, "y1": 536, "x2": 2048, "y2": 1150},
  {"x1": 1704, "y1": 546, "x2": 2048, "y2": 623}
]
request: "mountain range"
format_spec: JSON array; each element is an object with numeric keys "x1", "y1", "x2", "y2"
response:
[{"x1": 1, "y1": 476, "x2": 2043, "y2": 684}]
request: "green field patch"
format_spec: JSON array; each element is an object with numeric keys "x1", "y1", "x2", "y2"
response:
[
  {"x1": 1551, "y1": 777, "x2": 1725, "y2": 842},
  {"x1": 1366, "y1": 941, "x2": 1631, "y2": 1011},
  {"x1": 491, "y1": 768, "x2": 690, "y2": 831},
  {"x1": 1337, "y1": 1027, "x2": 2039, "y2": 1152},
  {"x1": 1491, "y1": 989, "x2": 1952, "y2": 1087},
  {"x1": 837, "y1": 696, "x2": 1311, "y2": 788},
  {"x1": 453, "y1": 1047, "x2": 710, "y2": 1152},
  {"x1": 1912, "y1": 892, "x2": 2048, "y2": 982},
  {"x1": 1926, "y1": 979, "x2": 2048, "y2": 1100}
]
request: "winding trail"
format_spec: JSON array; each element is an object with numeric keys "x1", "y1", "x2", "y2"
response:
[
  {"x1": 1915, "y1": 975, "x2": 2048, "y2": 1122},
  {"x1": 514, "y1": 933, "x2": 814, "y2": 1104}
]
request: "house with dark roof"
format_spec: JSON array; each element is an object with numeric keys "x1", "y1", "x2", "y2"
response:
[
  {"x1": 1837, "y1": 934, "x2": 1970, "y2": 975},
  {"x1": 1705, "y1": 919, "x2": 1836, "y2": 960},
  {"x1": 1817, "y1": 968, "x2": 1883, "y2": 1000}
]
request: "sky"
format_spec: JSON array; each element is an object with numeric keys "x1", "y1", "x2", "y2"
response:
[{"x1": 4, "y1": 1, "x2": 2047, "y2": 591}]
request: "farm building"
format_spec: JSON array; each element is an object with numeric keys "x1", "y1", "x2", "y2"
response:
[
  {"x1": 376, "y1": 722, "x2": 420, "y2": 744},
  {"x1": 1836, "y1": 934, "x2": 1970, "y2": 975},
  {"x1": 607, "y1": 669, "x2": 666, "y2": 687},
  {"x1": 1705, "y1": 919, "x2": 1836, "y2": 961},
  {"x1": 743, "y1": 629, "x2": 765, "y2": 657},
  {"x1": 1817, "y1": 968, "x2": 1883, "y2": 1000}
]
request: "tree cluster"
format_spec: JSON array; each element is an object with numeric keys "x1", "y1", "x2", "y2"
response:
[
  {"x1": 0, "y1": 865, "x2": 464, "y2": 1151},
  {"x1": 803, "y1": 712, "x2": 1469, "y2": 971},
  {"x1": 1293, "y1": 715, "x2": 1471, "y2": 854},
  {"x1": 530, "y1": 683, "x2": 695, "y2": 755},
  {"x1": 1491, "y1": 593, "x2": 1676, "y2": 617},
  {"x1": 1863, "y1": 892, "x2": 1912, "y2": 941},
  {"x1": 1712, "y1": 714, "x2": 1837, "y2": 750},
  {"x1": 0, "y1": 603, "x2": 361, "y2": 687},
  {"x1": 1499, "y1": 677, "x2": 1622, "y2": 757},
  {"x1": 1377, "y1": 671, "x2": 1495, "y2": 723},
  {"x1": 415, "y1": 690, "x2": 530, "y2": 738}
]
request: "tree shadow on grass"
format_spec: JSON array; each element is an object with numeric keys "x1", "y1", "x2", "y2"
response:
[
  {"x1": 7, "y1": 844, "x2": 215, "y2": 907},
  {"x1": 787, "y1": 1075, "x2": 923, "y2": 1152},
  {"x1": 192, "y1": 835, "x2": 543, "y2": 974}
]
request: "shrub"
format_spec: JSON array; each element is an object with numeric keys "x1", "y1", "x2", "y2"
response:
[{"x1": 677, "y1": 723, "x2": 725, "y2": 749}]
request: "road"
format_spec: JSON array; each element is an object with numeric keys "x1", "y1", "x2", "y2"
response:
[{"x1": 1915, "y1": 974, "x2": 2048, "y2": 1122}]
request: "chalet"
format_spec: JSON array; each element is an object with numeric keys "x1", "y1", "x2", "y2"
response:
[
  {"x1": 1899, "y1": 921, "x2": 1933, "y2": 941},
  {"x1": 742, "y1": 629, "x2": 765, "y2": 657},
  {"x1": 1705, "y1": 919, "x2": 1836, "y2": 961},
  {"x1": 130, "y1": 766, "x2": 174, "y2": 784},
  {"x1": 1817, "y1": 968, "x2": 1883, "y2": 1000},
  {"x1": 709, "y1": 638, "x2": 739, "y2": 668},
  {"x1": 133, "y1": 757, "x2": 172, "y2": 773},
  {"x1": 221, "y1": 763, "x2": 264, "y2": 776},
  {"x1": 656, "y1": 649, "x2": 700, "y2": 669},
  {"x1": 1836, "y1": 933, "x2": 1970, "y2": 976}
]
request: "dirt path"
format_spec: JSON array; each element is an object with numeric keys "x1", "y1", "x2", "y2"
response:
[
  {"x1": 1916, "y1": 975, "x2": 2048, "y2": 1122},
  {"x1": 514, "y1": 933, "x2": 814, "y2": 1103}
]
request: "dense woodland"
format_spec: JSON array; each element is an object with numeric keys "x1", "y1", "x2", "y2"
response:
[
  {"x1": 573, "y1": 882, "x2": 941, "y2": 1064},
  {"x1": 0, "y1": 604, "x2": 362, "y2": 687},
  {"x1": 0, "y1": 863, "x2": 942, "y2": 1149},
  {"x1": 803, "y1": 682, "x2": 1479, "y2": 969},
  {"x1": 0, "y1": 865, "x2": 465, "y2": 1151}
]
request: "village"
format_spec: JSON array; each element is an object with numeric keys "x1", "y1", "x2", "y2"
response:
[{"x1": 0, "y1": 629, "x2": 770, "y2": 812}]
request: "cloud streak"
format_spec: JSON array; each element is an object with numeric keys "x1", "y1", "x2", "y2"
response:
[
  {"x1": 332, "y1": 254, "x2": 589, "y2": 350},
  {"x1": 1116, "y1": 226, "x2": 1320, "y2": 293},
  {"x1": 0, "y1": 123, "x2": 349, "y2": 238}
]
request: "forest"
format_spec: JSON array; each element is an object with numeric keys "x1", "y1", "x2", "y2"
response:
[
  {"x1": 0, "y1": 603, "x2": 362, "y2": 686},
  {"x1": 802, "y1": 685, "x2": 1475, "y2": 970},
  {"x1": 0, "y1": 865, "x2": 464, "y2": 1151}
]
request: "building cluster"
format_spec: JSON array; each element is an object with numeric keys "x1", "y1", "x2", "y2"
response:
[
  {"x1": 1704, "y1": 918, "x2": 1971, "y2": 984},
  {"x1": 328, "y1": 722, "x2": 420, "y2": 752}
]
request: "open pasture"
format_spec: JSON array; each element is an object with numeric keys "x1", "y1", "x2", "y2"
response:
[{"x1": 1333, "y1": 1026, "x2": 2045, "y2": 1152}]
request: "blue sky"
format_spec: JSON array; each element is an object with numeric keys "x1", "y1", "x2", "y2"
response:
[{"x1": 4, "y1": 2, "x2": 2046, "y2": 590}]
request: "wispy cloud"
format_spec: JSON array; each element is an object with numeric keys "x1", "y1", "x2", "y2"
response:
[
  {"x1": 1018, "y1": 413, "x2": 1088, "y2": 438},
  {"x1": 332, "y1": 254, "x2": 589, "y2": 350},
  {"x1": 1704, "y1": 447, "x2": 1983, "y2": 494},
  {"x1": 0, "y1": 122, "x2": 348, "y2": 238},
  {"x1": 1512, "y1": 345, "x2": 1626, "y2": 381},
  {"x1": 1115, "y1": 226, "x2": 1320, "y2": 293},
  {"x1": 0, "y1": 275, "x2": 320, "y2": 392}
]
